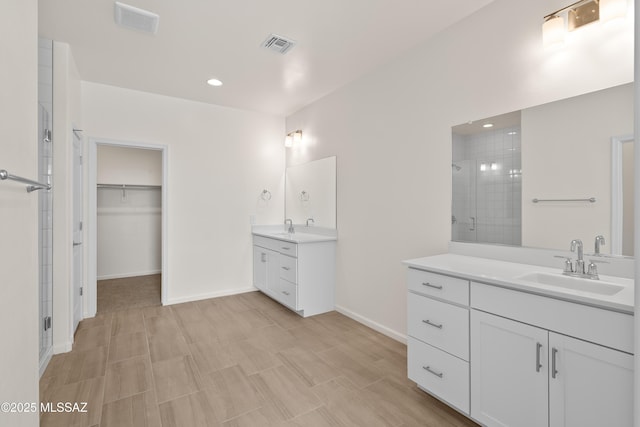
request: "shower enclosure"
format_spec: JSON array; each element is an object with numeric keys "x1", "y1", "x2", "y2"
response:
[
  {"x1": 452, "y1": 124, "x2": 522, "y2": 246},
  {"x1": 38, "y1": 38, "x2": 54, "y2": 373}
]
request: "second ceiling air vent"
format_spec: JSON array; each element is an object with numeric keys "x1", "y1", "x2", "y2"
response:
[{"x1": 261, "y1": 34, "x2": 297, "y2": 54}]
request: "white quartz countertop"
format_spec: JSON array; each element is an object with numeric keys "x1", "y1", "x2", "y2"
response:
[
  {"x1": 403, "y1": 254, "x2": 634, "y2": 314},
  {"x1": 252, "y1": 230, "x2": 337, "y2": 244}
]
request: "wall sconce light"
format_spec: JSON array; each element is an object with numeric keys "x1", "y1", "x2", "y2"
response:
[
  {"x1": 284, "y1": 130, "x2": 303, "y2": 148},
  {"x1": 480, "y1": 163, "x2": 487, "y2": 172},
  {"x1": 542, "y1": 0, "x2": 627, "y2": 47}
]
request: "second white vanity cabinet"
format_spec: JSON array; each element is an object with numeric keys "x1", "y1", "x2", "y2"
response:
[
  {"x1": 404, "y1": 255, "x2": 634, "y2": 427},
  {"x1": 253, "y1": 234, "x2": 335, "y2": 317}
]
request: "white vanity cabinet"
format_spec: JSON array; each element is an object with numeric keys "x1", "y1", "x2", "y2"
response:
[
  {"x1": 252, "y1": 234, "x2": 335, "y2": 317},
  {"x1": 406, "y1": 268, "x2": 470, "y2": 414},
  {"x1": 404, "y1": 257, "x2": 634, "y2": 427}
]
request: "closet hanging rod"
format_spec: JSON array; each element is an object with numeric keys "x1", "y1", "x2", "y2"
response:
[
  {"x1": 0, "y1": 169, "x2": 51, "y2": 193},
  {"x1": 532, "y1": 197, "x2": 596, "y2": 203},
  {"x1": 97, "y1": 183, "x2": 161, "y2": 190}
]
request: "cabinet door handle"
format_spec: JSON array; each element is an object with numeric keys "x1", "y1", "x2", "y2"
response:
[
  {"x1": 282, "y1": 247, "x2": 290, "y2": 250},
  {"x1": 423, "y1": 366, "x2": 443, "y2": 378},
  {"x1": 422, "y1": 319, "x2": 443, "y2": 329},
  {"x1": 536, "y1": 342, "x2": 543, "y2": 372},
  {"x1": 281, "y1": 266, "x2": 290, "y2": 271},
  {"x1": 551, "y1": 348, "x2": 558, "y2": 379},
  {"x1": 282, "y1": 291, "x2": 290, "y2": 296},
  {"x1": 422, "y1": 282, "x2": 443, "y2": 290},
  {"x1": 261, "y1": 253, "x2": 266, "y2": 262}
]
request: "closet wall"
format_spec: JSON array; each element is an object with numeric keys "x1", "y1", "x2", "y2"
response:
[{"x1": 97, "y1": 145, "x2": 161, "y2": 279}]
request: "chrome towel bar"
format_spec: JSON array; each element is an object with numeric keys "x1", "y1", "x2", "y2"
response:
[
  {"x1": 532, "y1": 197, "x2": 596, "y2": 203},
  {"x1": 0, "y1": 169, "x2": 51, "y2": 192}
]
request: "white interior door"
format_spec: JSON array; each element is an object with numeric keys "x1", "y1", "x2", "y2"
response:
[{"x1": 72, "y1": 130, "x2": 83, "y2": 332}]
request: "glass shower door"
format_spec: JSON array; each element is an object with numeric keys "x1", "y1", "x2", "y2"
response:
[{"x1": 451, "y1": 160, "x2": 477, "y2": 242}]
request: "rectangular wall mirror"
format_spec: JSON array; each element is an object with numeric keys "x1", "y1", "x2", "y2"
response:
[
  {"x1": 285, "y1": 156, "x2": 337, "y2": 229},
  {"x1": 452, "y1": 83, "x2": 633, "y2": 257}
]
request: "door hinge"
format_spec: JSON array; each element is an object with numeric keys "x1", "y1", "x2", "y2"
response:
[
  {"x1": 43, "y1": 316, "x2": 52, "y2": 331},
  {"x1": 79, "y1": 155, "x2": 83, "y2": 165},
  {"x1": 80, "y1": 287, "x2": 83, "y2": 296}
]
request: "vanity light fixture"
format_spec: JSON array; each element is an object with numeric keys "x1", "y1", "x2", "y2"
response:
[
  {"x1": 480, "y1": 163, "x2": 487, "y2": 172},
  {"x1": 490, "y1": 162, "x2": 498, "y2": 171},
  {"x1": 542, "y1": 0, "x2": 627, "y2": 47},
  {"x1": 284, "y1": 130, "x2": 303, "y2": 148},
  {"x1": 206, "y1": 78, "x2": 223, "y2": 87}
]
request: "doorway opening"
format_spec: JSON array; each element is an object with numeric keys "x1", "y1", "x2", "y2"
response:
[{"x1": 88, "y1": 139, "x2": 168, "y2": 316}]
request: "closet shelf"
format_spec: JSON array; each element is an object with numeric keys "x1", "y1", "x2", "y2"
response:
[{"x1": 97, "y1": 183, "x2": 161, "y2": 190}]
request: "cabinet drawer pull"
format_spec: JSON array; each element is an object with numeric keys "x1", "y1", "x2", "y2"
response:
[
  {"x1": 423, "y1": 366, "x2": 444, "y2": 378},
  {"x1": 282, "y1": 247, "x2": 291, "y2": 250},
  {"x1": 422, "y1": 282, "x2": 443, "y2": 290},
  {"x1": 536, "y1": 342, "x2": 543, "y2": 373},
  {"x1": 282, "y1": 291, "x2": 290, "y2": 296},
  {"x1": 422, "y1": 319, "x2": 443, "y2": 329},
  {"x1": 551, "y1": 348, "x2": 559, "y2": 379},
  {"x1": 281, "y1": 266, "x2": 290, "y2": 271}
]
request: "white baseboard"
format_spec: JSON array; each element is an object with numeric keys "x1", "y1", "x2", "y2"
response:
[
  {"x1": 97, "y1": 270, "x2": 161, "y2": 281},
  {"x1": 335, "y1": 304, "x2": 407, "y2": 344},
  {"x1": 52, "y1": 341, "x2": 73, "y2": 355},
  {"x1": 165, "y1": 287, "x2": 258, "y2": 306}
]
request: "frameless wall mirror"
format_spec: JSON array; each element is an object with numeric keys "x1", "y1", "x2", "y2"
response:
[
  {"x1": 452, "y1": 82, "x2": 633, "y2": 256},
  {"x1": 285, "y1": 156, "x2": 337, "y2": 229}
]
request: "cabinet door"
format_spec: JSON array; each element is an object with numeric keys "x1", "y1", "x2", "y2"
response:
[
  {"x1": 264, "y1": 249, "x2": 281, "y2": 296},
  {"x1": 253, "y1": 246, "x2": 268, "y2": 291},
  {"x1": 470, "y1": 310, "x2": 548, "y2": 427},
  {"x1": 549, "y1": 332, "x2": 633, "y2": 427}
]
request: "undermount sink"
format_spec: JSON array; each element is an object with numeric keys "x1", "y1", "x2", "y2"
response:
[{"x1": 516, "y1": 272, "x2": 625, "y2": 296}]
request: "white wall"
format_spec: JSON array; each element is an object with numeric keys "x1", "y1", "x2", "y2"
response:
[
  {"x1": 82, "y1": 82, "x2": 284, "y2": 304},
  {"x1": 52, "y1": 42, "x2": 83, "y2": 354},
  {"x1": 286, "y1": 0, "x2": 634, "y2": 340},
  {"x1": 97, "y1": 145, "x2": 162, "y2": 185},
  {"x1": 97, "y1": 188, "x2": 161, "y2": 279},
  {"x1": 522, "y1": 83, "x2": 633, "y2": 251},
  {"x1": 0, "y1": 0, "x2": 40, "y2": 425}
]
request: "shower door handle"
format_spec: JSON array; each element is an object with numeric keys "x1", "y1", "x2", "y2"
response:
[
  {"x1": 73, "y1": 242, "x2": 82, "y2": 246},
  {"x1": 469, "y1": 217, "x2": 476, "y2": 231}
]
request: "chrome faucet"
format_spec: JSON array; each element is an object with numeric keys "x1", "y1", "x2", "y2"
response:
[
  {"x1": 306, "y1": 218, "x2": 314, "y2": 227},
  {"x1": 570, "y1": 239, "x2": 584, "y2": 274},
  {"x1": 285, "y1": 218, "x2": 295, "y2": 234},
  {"x1": 594, "y1": 235, "x2": 606, "y2": 255}
]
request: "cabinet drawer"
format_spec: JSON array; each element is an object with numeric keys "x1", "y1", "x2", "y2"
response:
[
  {"x1": 253, "y1": 235, "x2": 298, "y2": 257},
  {"x1": 279, "y1": 254, "x2": 297, "y2": 284},
  {"x1": 408, "y1": 268, "x2": 469, "y2": 306},
  {"x1": 408, "y1": 293, "x2": 469, "y2": 360},
  {"x1": 408, "y1": 337, "x2": 469, "y2": 415},
  {"x1": 275, "y1": 279, "x2": 298, "y2": 310}
]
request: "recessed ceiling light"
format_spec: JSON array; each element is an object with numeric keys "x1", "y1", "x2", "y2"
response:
[
  {"x1": 483, "y1": 123, "x2": 494, "y2": 128},
  {"x1": 207, "y1": 78, "x2": 223, "y2": 87}
]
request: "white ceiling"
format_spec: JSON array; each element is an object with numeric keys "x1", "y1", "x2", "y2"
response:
[{"x1": 39, "y1": 0, "x2": 493, "y2": 116}]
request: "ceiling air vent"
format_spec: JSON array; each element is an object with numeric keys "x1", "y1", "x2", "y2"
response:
[
  {"x1": 261, "y1": 34, "x2": 296, "y2": 54},
  {"x1": 114, "y1": 2, "x2": 160, "y2": 34}
]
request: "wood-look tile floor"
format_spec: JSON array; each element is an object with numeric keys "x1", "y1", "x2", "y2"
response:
[
  {"x1": 97, "y1": 274, "x2": 162, "y2": 313},
  {"x1": 40, "y1": 291, "x2": 479, "y2": 427}
]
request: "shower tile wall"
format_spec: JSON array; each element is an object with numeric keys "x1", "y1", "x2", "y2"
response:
[
  {"x1": 453, "y1": 126, "x2": 522, "y2": 246},
  {"x1": 38, "y1": 38, "x2": 53, "y2": 365}
]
